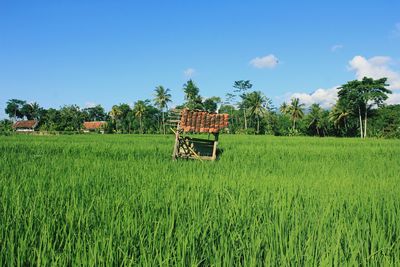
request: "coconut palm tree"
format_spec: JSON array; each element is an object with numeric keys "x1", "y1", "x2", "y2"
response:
[
  {"x1": 21, "y1": 102, "x2": 41, "y2": 120},
  {"x1": 133, "y1": 100, "x2": 147, "y2": 134},
  {"x1": 279, "y1": 102, "x2": 289, "y2": 115},
  {"x1": 183, "y1": 79, "x2": 202, "y2": 109},
  {"x1": 307, "y1": 103, "x2": 323, "y2": 136},
  {"x1": 110, "y1": 105, "x2": 122, "y2": 132},
  {"x1": 153, "y1": 86, "x2": 172, "y2": 134},
  {"x1": 29, "y1": 102, "x2": 42, "y2": 120},
  {"x1": 244, "y1": 91, "x2": 270, "y2": 134},
  {"x1": 288, "y1": 98, "x2": 305, "y2": 130},
  {"x1": 329, "y1": 102, "x2": 351, "y2": 132},
  {"x1": 21, "y1": 102, "x2": 42, "y2": 120}
]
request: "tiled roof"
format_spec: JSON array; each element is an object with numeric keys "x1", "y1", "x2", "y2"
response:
[
  {"x1": 179, "y1": 109, "x2": 229, "y2": 133},
  {"x1": 13, "y1": 120, "x2": 38, "y2": 129},
  {"x1": 83, "y1": 121, "x2": 107, "y2": 130}
]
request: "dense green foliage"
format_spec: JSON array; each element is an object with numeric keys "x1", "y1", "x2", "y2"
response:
[
  {"x1": 3, "y1": 77, "x2": 399, "y2": 137},
  {"x1": 337, "y1": 77, "x2": 391, "y2": 138},
  {"x1": 1, "y1": 135, "x2": 399, "y2": 265},
  {"x1": 0, "y1": 120, "x2": 13, "y2": 135}
]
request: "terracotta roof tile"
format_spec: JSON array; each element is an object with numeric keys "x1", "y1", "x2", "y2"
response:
[
  {"x1": 179, "y1": 109, "x2": 229, "y2": 133},
  {"x1": 83, "y1": 121, "x2": 107, "y2": 130},
  {"x1": 13, "y1": 120, "x2": 38, "y2": 129}
]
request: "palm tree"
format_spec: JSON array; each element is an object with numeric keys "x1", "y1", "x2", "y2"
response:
[
  {"x1": 329, "y1": 102, "x2": 351, "y2": 133},
  {"x1": 279, "y1": 102, "x2": 289, "y2": 115},
  {"x1": 30, "y1": 102, "x2": 41, "y2": 120},
  {"x1": 20, "y1": 101, "x2": 42, "y2": 120},
  {"x1": 110, "y1": 105, "x2": 122, "y2": 132},
  {"x1": 183, "y1": 79, "x2": 201, "y2": 109},
  {"x1": 307, "y1": 103, "x2": 323, "y2": 136},
  {"x1": 133, "y1": 100, "x2": 147, "y2": 133},
  {"x1": 244, "y1": 91, "x2": 270, "y2": 134},
  {"x1": 288, "y1": 98, "x2": 305, "y2": 130},
  {"x1": 153, "y1": 86, "x2": 172, "y2": 134}
]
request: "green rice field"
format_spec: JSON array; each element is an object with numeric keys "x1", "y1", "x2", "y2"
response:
[{"x1": 1, "y1": 135, "x2": 399, "y2": 266}]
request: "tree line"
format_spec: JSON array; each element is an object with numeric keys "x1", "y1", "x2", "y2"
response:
[{"x1": 1, "y1": 77, "x2": 399, "y2": 138}]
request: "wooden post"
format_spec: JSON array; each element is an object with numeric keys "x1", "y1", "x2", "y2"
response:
[
  {"x1": 172, "y1": 130, "x2": 180, "y2": 160},
  {"x1": 211, "y1": 133, "x2": 219, "y2": 160}
]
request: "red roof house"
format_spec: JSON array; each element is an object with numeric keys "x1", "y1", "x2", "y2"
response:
[
  {"x1": 82, "y1": 121, "x2": 107, "y2": 133},
  {"x1": 13, "y1": 120, "x2": 38, "y2": 132}
]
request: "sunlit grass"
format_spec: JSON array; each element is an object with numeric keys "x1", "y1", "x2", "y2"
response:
[{"x1": 1, "y1": 135, "x2": 399, "y2": 265}]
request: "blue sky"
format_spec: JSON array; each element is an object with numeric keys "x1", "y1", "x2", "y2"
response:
[{"x1": 1, "y1": 0, "x2": 400, "y2": 118}]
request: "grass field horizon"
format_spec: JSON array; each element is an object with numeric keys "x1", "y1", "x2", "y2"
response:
[{"x1": 1, "y1": 134, "x2": 399, "y2": 265}]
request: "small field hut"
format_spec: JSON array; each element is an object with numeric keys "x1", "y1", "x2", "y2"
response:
[{"x1": 171, "y1": 109, "x2": 229, "y2": 161}]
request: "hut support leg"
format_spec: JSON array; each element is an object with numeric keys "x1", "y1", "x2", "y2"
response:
[
  {"x1": 172, "y1": 131, "x2": 180, "y2": 160},
  {"x1": 211, "y1": 133, "x2": 219, "y2": 160}
]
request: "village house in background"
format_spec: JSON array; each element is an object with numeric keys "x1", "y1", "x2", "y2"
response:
[
  {"x1": 82, "y1": 121, "x2": 107, "y2": 134},
  {"x1": 13, "y1": 120, "x2": 38, "y2": 132}
]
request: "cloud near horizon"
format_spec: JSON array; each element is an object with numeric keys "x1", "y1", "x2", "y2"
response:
[
  {"x1": 289, "y1": 86, "x2": 339, "y2": 109},
  {"x1": 249, "y1": 54, "x2": 279, "y2": 69},
  {"x1": 387, "y1": 93, "x2": 400, "y2": 105},
  {"x1": 288, "y1": 86, "x2": 400, "y2": 108},
  {"x1": 287, "y1": 55, "x2": 400, "y2": 108},
  {"x1": 348, "y1": 55, "x2": 400, "y2": 90},
  {"x1": 348, "y1": 55, "x2": 400, "y2": 105}
]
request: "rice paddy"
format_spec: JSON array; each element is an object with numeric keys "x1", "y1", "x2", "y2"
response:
[{"x1": 0, "y1": 135, "x2": 399, "y2": 266}]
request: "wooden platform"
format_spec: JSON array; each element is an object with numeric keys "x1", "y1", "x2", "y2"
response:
[{"x1": 172, "y1": 131, "x2": 218, "y2": 161}]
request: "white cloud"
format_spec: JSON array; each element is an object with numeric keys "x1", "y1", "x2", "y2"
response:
[
  {"x1": 183, "y1": 68, "x2": 196, "y2": 78},
  {"x1": 249, "y1": 54, "x2": 279, "y2": 69},
  {"x1": 0, "y1": 104, "x2": 6, "y2": 119},
  {"x1": 85, "y1": 102, "x2": 97, "y2": 108},
  {"x1": 284, "y1": 55, "x2": 400, "y2": 108},
  {"x1": 386, "y1": 93, "x2": 400, "y2": 105},
  {"x1": 348, "y1": 55, "x2": 400, "y2": 90},
  {"x1": 289, "y1": 86, "x2": 339, "y2": 109},
  {"x1": 331, "y1": 44, "x2": 343, "y2": 52}
]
